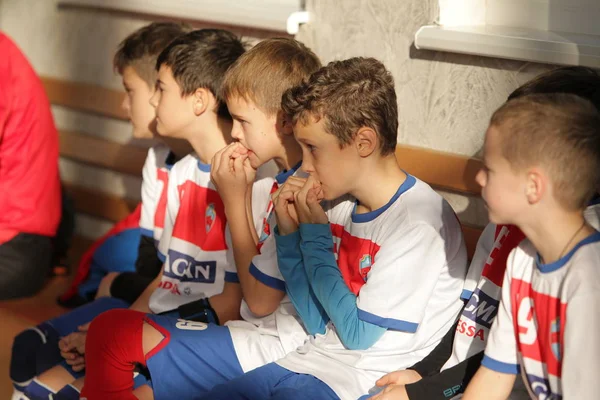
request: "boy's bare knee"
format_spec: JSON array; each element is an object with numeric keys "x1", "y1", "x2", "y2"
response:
[
  {"x1": 71, "y1": 377, "x2": 85, "y2": 391},
  {"x1": 36, "y1": 364, "x2": 75, "y2": 392},
  {"x1": 142, "y1": 321, "x2": 165, "y2": 357}
]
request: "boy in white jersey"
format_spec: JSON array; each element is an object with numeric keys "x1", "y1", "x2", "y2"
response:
[
  {"x1": 79, "y1": 37, "x2": 322, "y2": 400},
  {"x1": 10, "y1": 22, "x2": 192, "y2": 400},
  {"x1": 459, "y1": 94, "x2": 600, "y2": 400},
  {"x1": 198, "y1": 57, "x2": 468, "y2": 400},
  {"x1": 367, "y1": 66, "x2": 600, "y2": 400}
]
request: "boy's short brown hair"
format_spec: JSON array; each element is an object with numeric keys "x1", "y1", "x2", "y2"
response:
[
  {"x1": 491, "y1": 93, "x2": 600, "y2": 210},
  {"x1": 220, "y1": 38, "x2": 321, "y2": 116},
  {"x1": 509, "y1": 66, "x2": 600, "y2": 109},
  {"x1": 282, "y1": 57, "x2": 398, "y2": 156},
  {"x1": 113, "y1": 22, "x2": 190, "y2": 87},
  {"x1": 156, "y1": 29, "x2": 246, "y2": 119}
]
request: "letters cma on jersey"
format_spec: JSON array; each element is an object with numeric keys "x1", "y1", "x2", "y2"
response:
[{"x1": 161, "y1": 183, "x2": 228, "y2": 293}]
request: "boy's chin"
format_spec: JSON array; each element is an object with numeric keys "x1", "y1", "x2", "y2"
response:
[{"x1": 131, "y1": 128, "x2": 154, "y2": 140}]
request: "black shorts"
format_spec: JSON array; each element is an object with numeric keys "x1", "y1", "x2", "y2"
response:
[{"x1": 0, "y1": 233, "x2": 52, "y2": 300}]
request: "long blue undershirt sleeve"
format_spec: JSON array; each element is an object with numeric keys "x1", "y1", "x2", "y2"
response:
[
  {"x1": 299, "y1": 223, "x2": 386, "y2": 350},
  {"x1": 275, "y1": 227, "x2": 328, "y2": 335}
]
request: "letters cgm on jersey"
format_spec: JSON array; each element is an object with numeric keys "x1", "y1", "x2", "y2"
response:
[
  {"x1": 165, "y1": 250, "x2": 217, "y2": 283},
  {"x1": 462, "y1": 288, "x2": 499, "y2": 329}
]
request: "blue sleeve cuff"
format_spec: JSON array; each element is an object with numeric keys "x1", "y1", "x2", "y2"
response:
[
  {"x1": 157, "y1": 250, "x2": 166, "y2": 262},
  {"x1": 481, "y1": 355, "x2": 520, "y2": 374},
  {"x1": 274, "y1": 226, "x2": 301, "y2": 247},
  {"x1": 224, "y1": 271, "x2": 240, "y2": 283},
  {"x1": 249, "y1": 263, "x2": 286, "y2": 292},
  {"x1": 140, "y1": 228, "x2": 154, "y2": 238},
  {"x1": 358, "y1": 308, "x2": 419, "y2": 333},
  {"x1": 461, "y1": 289, "x2": 473, "y2": 301},
  {"x1": 299, "y1": 223, "x2": 332, "y2": 240}
]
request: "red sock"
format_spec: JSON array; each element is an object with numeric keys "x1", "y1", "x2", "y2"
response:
[{"x1": 80, "y1": 309, "x2": 146, "y2": 400}]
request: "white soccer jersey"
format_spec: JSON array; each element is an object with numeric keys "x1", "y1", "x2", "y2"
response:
[
  {"x1": 226, "y1": 164, "x2": 309, "y2": 373},
  {"x1": 442, "y1": 224, "x2": 525, "y2": 372},
  {"x1": 276, "y1": 174, "x2": 468, "y2": 400},
  {"x1": 149, "y1": 154, "x2": 270, "y2": 314},
  {"x1": 139, "y1": 144, "x2": 174, "y2": 243},
  {"x1": 444, "y1": 202, "x2": 600, "y2": 373},
  {"x1": 483, "y1": 231, "x2": 600, "y2": 400}
]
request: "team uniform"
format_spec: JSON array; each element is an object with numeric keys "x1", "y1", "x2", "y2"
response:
[
  {"x1": 482, "y1": 229, "x2": 600, "y2": 399},
  {"x1": 107, "y1": 144, "x2": 177, "y2": 303},
  {"x1": 384, "y1": 201, "x2": 600, "y2": 400},
  {"x1": 201, "y1": 174, "x2": 468, "y2": 400},
  {"x1": 11, "y1": 145, "x2": 175, "y2": 400},
  {"x1": 148, "y1": 153, "x2": 244, "y2": 313},
  {"x1": 139, "y1": 144, "x2": 174, "y2": 244},
  {"x1": 137, "y1": 163, "x2": 308, "y2": 400}
]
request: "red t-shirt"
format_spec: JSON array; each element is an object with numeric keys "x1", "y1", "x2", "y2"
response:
[{"x1": 0, "y1": 33, "x2": 61, "y2": 244}]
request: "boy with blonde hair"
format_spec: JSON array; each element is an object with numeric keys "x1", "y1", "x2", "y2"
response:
[
  {"x1": 80, "y1": 37, "x2": 322, "y2": 400},
  {"x1": 199, "y1": 57, "x2": 468, "y2": 400},
  {"x1": 463, "y1": 93, "x2": 600, "y2": 399}
]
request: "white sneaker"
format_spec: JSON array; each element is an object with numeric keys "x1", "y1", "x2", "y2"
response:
[{"x1": 11, "y1": 389, "x2": 31, "y2": 400}]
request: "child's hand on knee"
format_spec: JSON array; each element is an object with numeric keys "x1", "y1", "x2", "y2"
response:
[
  {"x1": 376, "y1": 369, "x2": 422, "y2": 387},
  {"x1": 59, "y1": 330, "x2": 88, "y2": 370},
  {"x1": 370, "y1": 384, "x2": 410, "y2": 400}
]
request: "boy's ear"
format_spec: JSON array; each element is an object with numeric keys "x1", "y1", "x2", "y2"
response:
[
  {"x1": 355, "y1": 127, "x2": 377, "y2": 158},
  {"x1": 192, "y1": 88, "x2": 209, "y2": 116},
  {"x1": 277, "y1": 111, "x2": 294, "y2": 136},
  {"x1": 525, "y1": 168, "x2": 545, "y2": 205}
]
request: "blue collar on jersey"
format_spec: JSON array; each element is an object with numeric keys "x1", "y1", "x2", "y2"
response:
[
  {"x1": 197, "y1": 160, "x2": 211, "y2": 173},
  {"x1": 351, "y1": 173, "x2": 416, "y2": 223},
  {"x1": 275, "y1": 161, "x2": 303, "y2": 184},
  {"x1": 536, "y1": 230, "x2": 600, "y2": 273},
  {"x1": 588, "y1": 193, "x2": 600, "y2": 207}
]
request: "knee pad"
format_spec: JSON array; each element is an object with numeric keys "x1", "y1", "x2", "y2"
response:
[
  {"x1": 81, "y1": 309, "x2": 147, "y2": 400},
  {"x1": 23, "y1": 378, "x2": 55, "y2": 400},
  {"x1": 10, "y1": 324, "x2": 58, "y2": 391},
  {"x1": 53, "y1": 384, "x2": 80, "y2": 400}
]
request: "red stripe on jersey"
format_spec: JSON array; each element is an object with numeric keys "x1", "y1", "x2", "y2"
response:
[
  {"x1": 330, "y1": 223, "x2": 381, "y2": 295},
  {"x1": 257, "y1": 182, "x2": 279, "y2": 253},
  {"x1": 481, "y1": 226, "x2": 525, "y2": 287},
  {"x1": 510, "y1": 278, "x2": 566, "y2": 377},
  {"x1": 154, "y1": 169, "x2": 169, "y2": 229},
  {"x1": 172, "y1": 181, "x2": 227, "y2": 251}
]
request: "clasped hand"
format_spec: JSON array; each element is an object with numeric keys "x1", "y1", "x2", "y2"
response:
[
  {"x1": 272, "y1": 175, "x2": 328, "y2": 235},
  {"x1": 210, "y1": 142, "x2": 256, "y2": 202}
]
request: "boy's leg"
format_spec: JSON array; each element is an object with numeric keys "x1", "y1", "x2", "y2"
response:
[
  {"x1": 142, "y1": 314, "x2": 245, "y2": 399},
  {"x1": 199, "y1": 363, "x2": 339, "y2": 400},
  {"x1": 80, "y1": 309, "x2": 147, "y2": 400},
  {"x1": 81, "y1": 311, "x2": 245, "y2": 400},
  {"x1": 11, "y1": 297, "x2": 128, "y2": 396},
  {"x1": 270, "y1": 373, "x2": 339, "y2": 400},
  {"x1": 53, "y1": 377, "x2": 85, "y2": 400}
]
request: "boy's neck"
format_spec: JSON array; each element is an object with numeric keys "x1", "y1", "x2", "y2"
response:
[
  {"x1": 352, "y1": 155, "x2": 407, "y2": 213},
  {"x1": 187, "y1": 117, "x2": 233, "y2": 165},
  {"x1": 160, "y1": 137, "x2": 193, "y2": 160},
  {"x1": 520, "y1": 208, "x2": 595, "y2": 264},
  {"x1": 273, "y1": 138, "x2": 303, "y2": 172}
]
